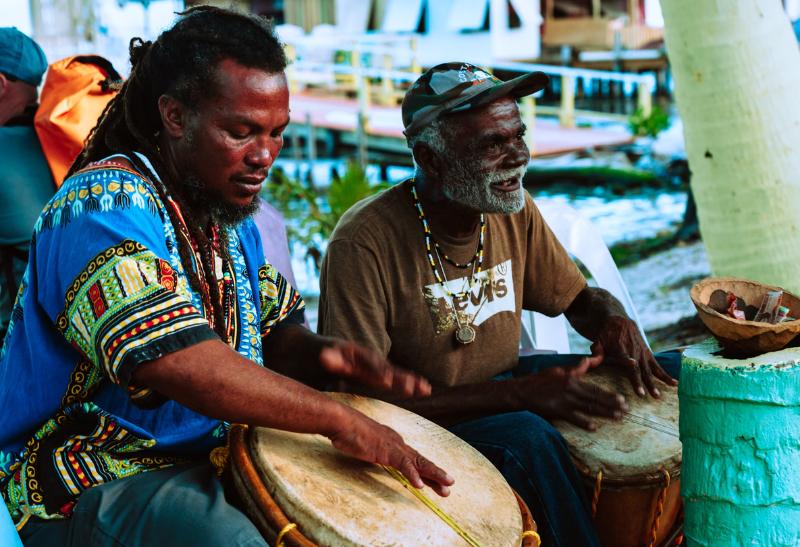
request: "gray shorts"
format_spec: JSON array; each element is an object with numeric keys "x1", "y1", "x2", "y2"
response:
[{"x1": 20, "y1": 463, "x2": 267, "y2": 547}]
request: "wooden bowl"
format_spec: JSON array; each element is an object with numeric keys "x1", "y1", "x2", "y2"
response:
[{"x1": 690, "y1": 277, "x2": 800, "y2": 356}]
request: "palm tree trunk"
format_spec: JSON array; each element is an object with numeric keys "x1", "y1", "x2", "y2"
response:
[{"x1": 660, "y1": 0, "x2": 800, "y2": 293}]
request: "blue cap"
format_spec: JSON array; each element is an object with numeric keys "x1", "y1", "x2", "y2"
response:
[{"x1": 0, "y1": 27, "x2": 47, "y2": 87}]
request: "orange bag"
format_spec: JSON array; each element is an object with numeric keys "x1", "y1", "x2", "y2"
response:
[{"x1": 34, "y1": 55, "x2": 123, "y2": 187}]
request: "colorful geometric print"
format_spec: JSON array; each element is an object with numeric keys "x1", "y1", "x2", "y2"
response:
[
  {"x1": 1, "y1": 401, "x2": 184, "y2": 527},
  {"x1": 56, "y1": 240, "x2": 211, "y2": 391},
  {"x1": 227, "y1": 228, "x2": 262, "y2": 364},
  {"x1": 34, "y1": 166, "x2": 161, "y2": 233},
  {"x1": 258, "y1": 263, "x2": 305, "y2": 337}
]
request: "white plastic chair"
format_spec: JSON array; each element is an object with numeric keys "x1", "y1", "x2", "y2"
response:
[
  {"x1": 520, "y1": 201, "x2": 647, "y2": 354},
  {"x1": 1, "y1": 503, "x2": 22, "y2": 547}
]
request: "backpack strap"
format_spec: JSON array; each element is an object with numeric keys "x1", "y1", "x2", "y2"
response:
[{"x1": 72, "y1": 55, "x2": 124, "y2": 92}]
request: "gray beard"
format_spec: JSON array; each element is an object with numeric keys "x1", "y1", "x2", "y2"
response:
[
  {"x1": 180, "y1": 174, "x2": 261, "y2": 227},
  {"x1": 440, "y1": 157, "x2": 526, "y2": 214}
]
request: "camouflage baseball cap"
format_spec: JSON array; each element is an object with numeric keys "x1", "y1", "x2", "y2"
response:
[{"x1": 402, "y1": 62, "x2": 549, "y2": 138}]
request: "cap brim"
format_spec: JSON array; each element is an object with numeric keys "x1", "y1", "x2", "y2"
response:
[
  {"x1": 456, "y1": 71, "x2": 549, "y2": 113},
  {"x1": 404, "y1": 71, "x2": 549, "y2": 137}
]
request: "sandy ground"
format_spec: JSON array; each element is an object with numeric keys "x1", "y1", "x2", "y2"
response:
[{"x1": 567, "y1": 241, "x2": 711, "y2": 352}]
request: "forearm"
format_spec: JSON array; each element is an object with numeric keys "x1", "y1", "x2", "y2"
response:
[
  {"x1": 564, "y1": 287, "x2": 628, "y2": 341},
  {"x1": 132, "y1": 339, "x2": 346, "y2": 436}
]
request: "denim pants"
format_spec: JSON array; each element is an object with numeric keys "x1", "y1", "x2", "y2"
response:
[
  {"x1": 20, "y1": 463, "x2": 266, "y2": 547},
  {"x1": 448, "y1": 352, "x2": 682, "y2": 547}
]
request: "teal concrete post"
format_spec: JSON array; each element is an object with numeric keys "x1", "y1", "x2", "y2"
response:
[{"x1": 680, "y1": 341, "x2": 800, "y2": 546}]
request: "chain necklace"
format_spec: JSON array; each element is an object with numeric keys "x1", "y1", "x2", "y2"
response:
[
  {"x1": 434, "y1": 246, "x2": 489, "y2": 345},
  {"x1": 410, "y1": 181, "x2": 486, "y2": 344}
]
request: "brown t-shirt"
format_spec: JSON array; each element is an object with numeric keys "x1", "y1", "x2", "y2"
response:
[{"x1": 318, "y1": 181, "x2": 586, "y2": 387}]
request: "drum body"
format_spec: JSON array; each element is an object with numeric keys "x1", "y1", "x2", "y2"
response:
[
  {"x1": 230, "y1": 393, "x2": 538, "y2": 546},
  {"x1": 554, "y1": 368, "x2": 682, "y2": 547}
]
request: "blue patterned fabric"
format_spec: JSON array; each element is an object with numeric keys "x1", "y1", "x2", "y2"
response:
[{"x1": 0, "y1": 158, "x2": 304, "y2": 529}]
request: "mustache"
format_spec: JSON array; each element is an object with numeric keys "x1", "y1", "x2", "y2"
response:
[{"x1": 484, "y1": 165, "x2": 527, "y2": 184}]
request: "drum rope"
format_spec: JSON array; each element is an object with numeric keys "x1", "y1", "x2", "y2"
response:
[
  {"x1": 622, "y1": 411, "x2": 679, "y2": 438},
  {"x1": 521, "y1": 529, "x2": 542, "y2": 546},
  {"x1": 381, "y1": 465, "x2": 483, "y2": 547},
  {"x1": 591, "y1": 470, "x2": 603, "y2": 518},
  {"x1": 647, "y1": 467, "x2": 671, "y2": 547},
  {"x1": 275, "y1": 522, "x2": 298, "y2": 547}
]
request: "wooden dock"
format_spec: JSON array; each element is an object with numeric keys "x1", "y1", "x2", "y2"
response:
[{"x1": 289, "y1": 92, "x2": 633, "y2": 163}]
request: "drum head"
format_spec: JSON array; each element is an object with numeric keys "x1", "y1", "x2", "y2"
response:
[
  {"x1": 247, "y1": 393, "x2": 522, "y2": 546},
  {"x1": 554, "y1": 367, "x2": 681, "y2": 483}
]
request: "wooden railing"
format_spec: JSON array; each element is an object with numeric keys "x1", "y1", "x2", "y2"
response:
[{"x1": 283, "y1": 38, "x2": 656, "y2": 160}]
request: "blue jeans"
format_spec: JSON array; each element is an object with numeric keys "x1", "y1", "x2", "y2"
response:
[
  {"x1": 448, "y1": 351, "x2": 682, "y2": 547},
  {"x1": 19, "y1": 463, "x2": 265, "y2": 547}
]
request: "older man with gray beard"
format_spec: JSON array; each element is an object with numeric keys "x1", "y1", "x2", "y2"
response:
[{"x1": 318, "y1": 63, "x2": 679, "y2": 546}]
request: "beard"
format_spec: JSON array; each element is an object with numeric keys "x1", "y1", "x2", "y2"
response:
[
  {"x1": 179, "y1": 173, "x2": 261, "y2": 227},
  {"x1": 440, "y1": 155, "x2": 527, "y2": 215}
]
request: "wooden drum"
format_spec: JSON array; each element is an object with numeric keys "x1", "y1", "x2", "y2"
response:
[
  {"x1": 554, "y1": 367, "x2": 683, "y2": 547},
  {"x1": 229, "y1": 393, "x2": 539, "y2": 546}
]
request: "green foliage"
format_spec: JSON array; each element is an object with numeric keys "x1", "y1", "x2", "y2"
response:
[
  {"x1": 628, "y1": 105, "x2": 671, "y2": 138},
  {"x1": 263, "y1": 160, "x2": 389, "y2": 269},
  {"x1": 328, "y1": 161, "x2": 390, "y2": 221}
]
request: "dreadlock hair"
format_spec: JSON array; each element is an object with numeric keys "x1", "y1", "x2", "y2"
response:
[{"x1": 67, "y1": 6, "x2": 288, "y2": 340}]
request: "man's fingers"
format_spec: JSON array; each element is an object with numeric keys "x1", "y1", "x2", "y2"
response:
[
  {"x1": 319, "y1": 346, "x2": 354, "y2": 376},
  {"x1": 390, "y1": 367, "x2": 433, "y2": 398},
  {"x1": 394, "y1": 454, "x2": 424, "y2": 490},
  {"x1": 567, "y1": 410, "x2": 596, "y2": 431},
  {"x1": 617, "y1": 357, "x2": 647, "y2": 398},
  {"x1": 391, "y1": 369, "x2": 415, "y2": 396},
  {"x1": 570, "y1": 356, "x2": 593, "y2": 377},
  {"x1": 352, "y1": 347, "x2": 394, "y2": 389},
  {"x1": 651, "y1": 356, "x2": 679, "y2": 386},
  {"x1": 580, "y1": 383, "x2": 628, "y2": 413},
  {"x1": 585, "y1": 352, "x2": 604, "y2": 369},
  {"x1": 565, "y1": 388, "x2": 625, "y2": 420},
  {"x1": 422, "y1": 477, "x2": 451, "y2": 497},
  {"x1": 331, "y1": 344, "x2": 434, "y2": 397},
  {"x1": 640, "y1": 361, "x2": 660, "y2": 398},
  {"x1": 414, "y1": 453, "x2": 454, "y2": 497},
  {"x1": 591, "y1": 340, "x2": 605, "y2": 360},
  {"x1": 392, "y1": 448, "x2": 454, "y2": 497},
  {"x1": 413, "y1": 376, "x2": 432, "y2": 397}
]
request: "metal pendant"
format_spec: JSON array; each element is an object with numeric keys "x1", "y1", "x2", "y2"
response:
[{"x1": 455, "y1": 324, "x2": 476, "y2": 345}]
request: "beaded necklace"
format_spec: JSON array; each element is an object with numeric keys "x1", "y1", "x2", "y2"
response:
[
  {"x1": 119, "y1": 152, "x2": 237, "y2": 344},
  {"x1": 409, "y1": 181, "x2": 485, "y2": 298},
  {"x1": 434, "y1": 241, "x2": 478, "y2": 269},
  {"x1": 167, "y1": 197, "x2": 236, "y2": 345},
  {"x1": 410, "y1": 180, "x2": 486, "y2": 344}
]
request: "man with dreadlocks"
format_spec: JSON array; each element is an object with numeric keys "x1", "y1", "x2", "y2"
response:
[{"x1": 0, "y1": 8, "x2": 453, "y2": 546}]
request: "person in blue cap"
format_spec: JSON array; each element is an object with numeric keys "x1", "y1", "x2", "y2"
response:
[{"x1": 0, "y1": 27, "x2": 55, "y2": 339}]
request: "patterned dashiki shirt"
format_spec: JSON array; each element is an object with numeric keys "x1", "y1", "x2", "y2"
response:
[{"x1": 0, "y1": 155, "x2": 304, "y2": 529}]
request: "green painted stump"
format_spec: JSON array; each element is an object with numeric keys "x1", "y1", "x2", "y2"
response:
[{"x1": 681, "y1": 340, "x2": 800, "y2": 546}]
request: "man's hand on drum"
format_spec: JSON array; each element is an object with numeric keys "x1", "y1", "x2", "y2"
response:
[
  {"x1": 319, "y1": 339, "x2": 432, "y2": 398},
  {"x1": 515, "y1": 355, "x2": 628, "y2": 431},
  {"x1": 590, "y1": 315, "x2": 678, "y2": 399},
  {"x1": 328, "y1": 406, "x2": 455, "y2": 497}
]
